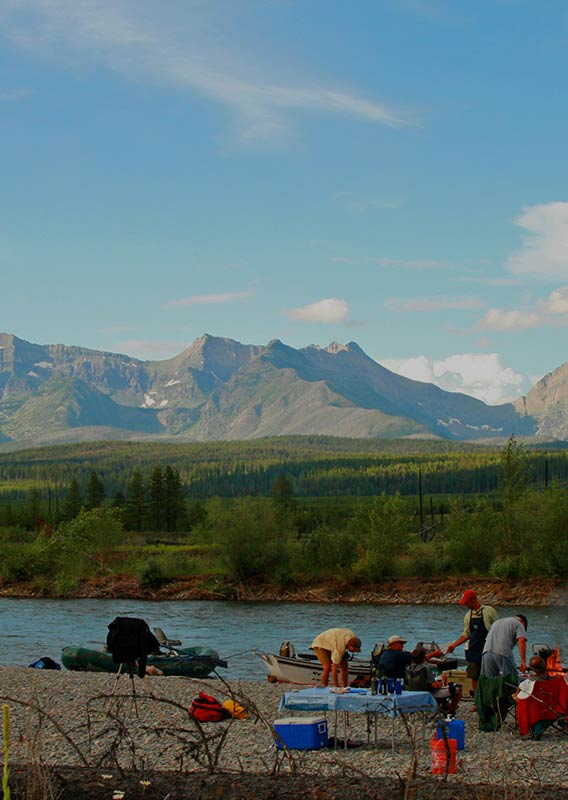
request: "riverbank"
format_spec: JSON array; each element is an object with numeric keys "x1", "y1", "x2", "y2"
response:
[
  {"x1": 2, "y1": 667, "x2": 568, "y2": 800},
  {"x1": 0, "y1": 574, "x2": 565, "y2": 605}
]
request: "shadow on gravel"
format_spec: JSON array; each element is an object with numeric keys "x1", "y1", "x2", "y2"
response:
[{"x1": 9, "y1": 767, "x2": 568, "y2": 800}]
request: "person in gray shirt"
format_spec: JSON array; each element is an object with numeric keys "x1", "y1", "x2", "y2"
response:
[{"x1": 480, "y1": 614, "x2": 528, "y2": 678}]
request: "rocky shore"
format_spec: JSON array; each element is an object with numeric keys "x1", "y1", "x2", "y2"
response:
[
  {"x1": 0, "y1": 575, "x2": 565, "y2": 606},
  {"x1": 2, "y1": 666, "x2": 568, "y2": 799}
]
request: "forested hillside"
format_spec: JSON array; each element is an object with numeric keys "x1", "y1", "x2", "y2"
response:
[
  {"x1": 1, "y1": 436, "x2": 568, "y2": 594},
  {"x1": 1, "y1": 436, "x2": 567, "y2": 502}
]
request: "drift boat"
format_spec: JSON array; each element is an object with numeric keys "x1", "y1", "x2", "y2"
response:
[
  {"x1": 257, "y1": 649, "x2": 371, "y2": 685},
  {"x1": 257, "y1": 640, "x2": 460, "y2": 686}
]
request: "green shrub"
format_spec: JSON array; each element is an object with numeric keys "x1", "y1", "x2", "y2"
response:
[
  {"x1": 49, "y1": 508, "x2": 124, "y2": 576},
  {"x1": 488, "y1": 550, "x2": 536, "y2": 580},
  {"x1": 207, "y1": 497, "x2": 292, "y2": 582},
  {"x1": 301, "y1": 525, "x2": 357, "y2": 573},
  {"x1": 401, "y1": 541, "x2": 449, "y2": 578},
  {"x1": 54, "y1": 574, "x2": 80, "y2": 596},
  {"x1": 136, "y1": 559, "x2": 164, "y2": 589},
  {"x1": 0, "y1": 542, "x2": 50, "y2": 583}
]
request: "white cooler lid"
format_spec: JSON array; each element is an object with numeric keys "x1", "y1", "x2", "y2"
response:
[{"x1": 275, "y1": 717, "x2": 326, "y2": 725}]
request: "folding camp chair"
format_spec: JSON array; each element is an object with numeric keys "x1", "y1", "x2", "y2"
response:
[
  {"x1": 515, "y1": 676, "x2": 568, "y2": 740},
  {"x1": 475, "y1": 673, "x2": 518, "y2": 732}
]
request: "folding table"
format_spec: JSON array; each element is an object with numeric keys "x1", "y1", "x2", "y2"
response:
[{"x1": 278, "y1": 687, "x2": 438, "y2": 751}]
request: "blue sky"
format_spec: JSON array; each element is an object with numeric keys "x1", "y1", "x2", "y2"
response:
[{"x1": 1, "y1": 0, "x2": 568, "y2": 405}]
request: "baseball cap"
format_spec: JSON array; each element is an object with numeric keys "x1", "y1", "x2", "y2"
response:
[
  {"x1": 387, "y1": 635, "x2": 407, "y2": 646},
  {"x1": 459, "y1": 589, "x2": 477, "y2": 605}
]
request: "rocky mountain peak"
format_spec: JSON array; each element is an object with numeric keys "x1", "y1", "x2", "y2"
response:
[{"x1": 0, "y1": 331, "x2": 563, "y2": 447}]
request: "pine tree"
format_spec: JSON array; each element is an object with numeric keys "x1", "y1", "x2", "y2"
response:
[
  {"x1": 148, "y1": 466, "x2": 164, "y2": 531},
  {"x1": 62, "y1": 479, "x2": 82, "y2": 521},
  {"x1": 84, "y1": 470, "x2": 105, "y2": 510},
  {"x1": 123, "y1": 468, "x2": 147, "y2": 532},
  {"x1": 113, "y1": 490, "x2": 126, "y2": 508},
  {"x1": 164, "y1": 465, "x2": 184, "y2": 531}
]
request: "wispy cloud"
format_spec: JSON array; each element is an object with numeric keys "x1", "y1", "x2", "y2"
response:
[
  {"x1": 283, "y1": 297, "x2": 349, "y2": 323},
  {"x1": 331, "y1": 255, "x2": 453, "y2": 270},
  {"x1": 474, "y1": 308, "x2": 541, "y2": 332},
  {"x1": 370, "y1": 256, "x2": 454, "y2": 270},
  {"x1": 454, "y1": 275, "x2": 520, "y2": 287},
  {"x1": 386, "y1": 295, "x2": 484, "y2": 312},
  {"x1": 507, "y1": 201, "x2": 568, "y2": 280},
  {"x1": 0, "y1": 87, "x2": 32, "y2": 101},
  {"x1": 164, "y1": 289, "x2": 254, "y2": 309},
  {"x1": 333, "y1": 191, "x2": 402, "y2": 214},
  {"x1": 380, "y1": 352, "x2": 533, "y2": 405},
  {"x1": 1, "y1": 0, "x2": 408, "y2": 144},
  {"x1": 473, "y1": 285, "x2": 568, "y2": 333}
]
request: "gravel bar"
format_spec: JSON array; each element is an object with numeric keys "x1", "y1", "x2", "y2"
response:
[{"x1": 1, "y1": 666, "x2": 567, "y2": 793}]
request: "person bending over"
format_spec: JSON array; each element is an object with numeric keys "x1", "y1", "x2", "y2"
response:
[{"x1": 310, "y1": 628, "x2": 362, "y2": 688}]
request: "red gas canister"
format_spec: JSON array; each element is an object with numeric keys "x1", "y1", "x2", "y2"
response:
[{"x1": 430, "y1": 737, "x2": 457, "y2": 775}]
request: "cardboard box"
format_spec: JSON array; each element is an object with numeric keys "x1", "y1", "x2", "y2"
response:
[{"x1": 274, "y1": 716, "x2": 328, "y2": 750}]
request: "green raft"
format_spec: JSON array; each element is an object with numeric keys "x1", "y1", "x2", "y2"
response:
[{"x1": 61, "y1": 645, "x2": 227, "y2": 678}]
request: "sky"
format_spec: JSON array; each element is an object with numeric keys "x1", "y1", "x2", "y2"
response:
[{"x1": 1, "y1": 0, "x2": 568, "y2": 406}]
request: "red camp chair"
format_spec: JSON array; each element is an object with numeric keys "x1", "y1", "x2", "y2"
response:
[{"x1": 516, "y1": 676, "x2": 568, "y2": 739}]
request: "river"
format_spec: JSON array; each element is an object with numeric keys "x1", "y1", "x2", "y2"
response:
[{"x1": 2, "y1": 598, "x2": 566, "y2": 680}]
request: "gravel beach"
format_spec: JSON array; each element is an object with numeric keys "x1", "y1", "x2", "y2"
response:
[{"x1": 2, "y1": 666, "x2": 568, "y2": 799}]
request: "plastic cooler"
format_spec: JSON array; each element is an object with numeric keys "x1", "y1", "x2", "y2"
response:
[
  {"x1": 274, "y1": 716, "x2": 328, "y2": 749},
  {"x1": 436, "y1": 718, "x2": 465, "y2": 750}
]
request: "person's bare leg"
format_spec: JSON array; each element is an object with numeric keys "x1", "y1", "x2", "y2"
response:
[{"x1": 314, "y1": 648, "x2": 332, "y2": 687}]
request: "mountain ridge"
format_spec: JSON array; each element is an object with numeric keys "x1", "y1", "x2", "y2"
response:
[{"x1": 0, "y1": 331, "x2": 564, "y2": 447}]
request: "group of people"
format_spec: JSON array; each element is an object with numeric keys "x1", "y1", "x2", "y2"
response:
[{"x1": 310, "y1": 589, "x2": 531, "y2": 728}]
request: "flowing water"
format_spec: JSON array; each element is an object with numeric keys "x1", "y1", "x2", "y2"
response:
[{"x1": 2, "y1": 597, "x2": 566, "y2": 680}]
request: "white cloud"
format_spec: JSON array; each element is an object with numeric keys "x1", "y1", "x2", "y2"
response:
[
  {"x1": 507, "y1": 202, "x2": 568, "y2": 279},
  {"x1": 386, "y1": 295, "x2": 484, "y2": 312},
  {"x1": 381, "y1": 353, "x2": 533, "y2": 405},
  {"x1": 164, "y1": 290, "x2": 254, "y2": 308},
  {"x1": 473, "y1": 285, "x2": 568, "y2": 333},
  {"x1": 1, "y1": 0, "x2": 407, "y2": 144},
  {"x1": 475, "y1": 308, "x2": 541, "y2": 332},
  {"x1": 541, "y1": 286, "x2": 568, "y2": 315},
  {"x1": 283, "y1": 298, "x2": 349, "y2": 323}
]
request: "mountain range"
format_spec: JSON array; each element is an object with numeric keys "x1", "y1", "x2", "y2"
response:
[{"x1": 1, "y1": 332, "x2": 567, "y2": 449}]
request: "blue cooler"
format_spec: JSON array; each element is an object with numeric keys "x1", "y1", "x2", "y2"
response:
[
  {"x1": 274, "y1": 716, "x2": 328, "y2": 750},
  {"x1": 436, "y1": 718, "x2": 465, "y2": 751}
]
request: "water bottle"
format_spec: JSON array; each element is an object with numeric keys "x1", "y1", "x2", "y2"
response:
[{"x1": 371, "y1": 668, "x2": 378, "y2": 695}]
